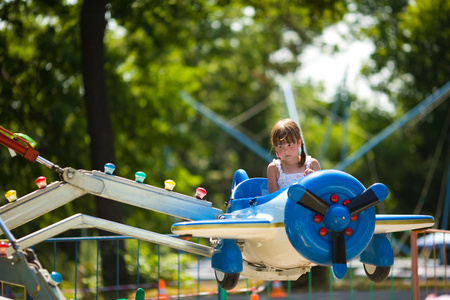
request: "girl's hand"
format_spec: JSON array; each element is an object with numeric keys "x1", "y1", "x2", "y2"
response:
[{"x1": 304, "y1": 168, "x2": 315, "y2": 176}]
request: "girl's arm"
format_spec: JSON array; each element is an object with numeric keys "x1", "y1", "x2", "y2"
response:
[
  {"x1": 267, "y1": 162, "x2": 280, "y2": 194},
  {"x1": 304, "y1": 158, "x2": 321, "y2": 175},
  {"x1": 311, "y1": 158, "x2": 321, "y2": 171}
]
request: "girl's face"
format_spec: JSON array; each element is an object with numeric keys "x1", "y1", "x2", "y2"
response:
[{"x1": 276, "y1": 139, "x2": 301, "y2": 160}]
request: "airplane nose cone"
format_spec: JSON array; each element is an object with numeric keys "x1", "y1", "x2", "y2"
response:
[{"x1": 323, "y1": 204, "x2": 350, "y2": 232}]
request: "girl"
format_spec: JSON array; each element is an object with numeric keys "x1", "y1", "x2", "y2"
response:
[{"x1": 267, "y1": 119, "x2": 321, "y2": 194}]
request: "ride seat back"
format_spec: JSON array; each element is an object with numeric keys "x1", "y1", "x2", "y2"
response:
[{"x1": 231, "y1": 178, "x2": 269, "y2": 199}]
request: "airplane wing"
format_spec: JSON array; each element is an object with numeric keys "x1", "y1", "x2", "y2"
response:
[
  {"x1": 374, "y1": 214, "x2": 434, "y2": 234},
  {"x1": 171, "y1": 218, "x2": 280, "y2": 240}
]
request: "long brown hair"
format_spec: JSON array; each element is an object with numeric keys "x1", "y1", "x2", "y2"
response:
[{"x1": 271, "y1": 119, "x2": 306, "y2": 167}]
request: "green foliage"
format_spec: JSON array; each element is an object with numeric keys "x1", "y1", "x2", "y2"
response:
[
  {"x1": 350, "y1": 0, "x2": 450, "y2": 217},
  {"x1": 1, "y1": 0, "x2": 448, "y2": 291}
]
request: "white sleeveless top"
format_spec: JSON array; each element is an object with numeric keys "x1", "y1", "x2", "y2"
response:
[{"x1": 274, "y1": 156, "x2": 312, "y2": 189}]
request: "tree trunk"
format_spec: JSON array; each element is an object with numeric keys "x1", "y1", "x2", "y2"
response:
[{"x1": 80, "y1": 0, "x2": 128, "y2": 287}]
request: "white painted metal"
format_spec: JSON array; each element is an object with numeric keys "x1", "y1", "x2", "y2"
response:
[
  {"x1": 0, "y1": 181, "x2": 87, "y2": 235},
  {"x1": 0, "y1": 167, "x2": 223, "y2": 235},
  {"x1": 11, "y1": 213, "x2": 213, "y2": 258}
]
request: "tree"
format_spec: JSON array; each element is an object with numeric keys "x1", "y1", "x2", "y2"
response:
[
  {"x1": 350, "y1": 0, "x2": 450, "y2": 218},
  {"x1": 80, "y1": 0, "x2": 128, "y2": 285}
]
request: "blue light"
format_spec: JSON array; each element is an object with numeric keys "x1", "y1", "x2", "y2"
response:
[
  {"x1": 50, "y1": 271, "x2": 63, "y2": 284},
  {"x1": 104, "y1": 163, "x2": 116, "y2": 175}
]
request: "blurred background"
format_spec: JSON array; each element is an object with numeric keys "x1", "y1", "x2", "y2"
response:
[{"x1": 0, "y1": 0, "x2": 449, "y2": 297}]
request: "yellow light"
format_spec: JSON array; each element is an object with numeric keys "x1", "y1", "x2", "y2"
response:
[
  {"x1": 164, "y1": 179, "x2": 176, "y2": 191},
  {"x1": 5, "y1": 190, "x2": 17, "y2": 202}
]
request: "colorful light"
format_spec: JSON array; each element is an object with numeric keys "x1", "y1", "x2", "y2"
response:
[
  {"x1": 351, "y1": 215, "x2": 358, "y2": 221},
  {"x1": 104, "y1": 163, "x2": 116, "y2": 175},
  {"x1": 0, "y1": 241, "x2": 9, "y2": 256},
  {"x1": 319, "y1": 227, "x2": 328, "y2": 237},
  {"x1": 35, "y1": 176, "x2": 47, "y2": 189},
  {"x1": 344, "y1": 227, "x2": 353, "y2": 236},
  {"x1": 313, "y1": 214, "x2": 322, "y2": 223},
  {"x1": 50, "y1": 271, "x2": 63, "y2": 284},
  {"x1": 195, "y1": 187, "x2": 207, "y2": 200},
  {"x1": 135, "y1": 171, "x2": 146, "y2": 183},
  {"x1": 5, "y1": 190, "x2": 17, "y2": 202},
  {"x1": 343, "y1": 199, "x2": 350, "y2": 206},
  {"x1": 330, "y1": 194, "x2": 339, "y2": 203},
  {"x1": 164, "y1": 179, "x2": 176, "y2": 191}
]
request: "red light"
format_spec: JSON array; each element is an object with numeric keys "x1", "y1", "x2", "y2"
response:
[
  {"x1": 35, "y1": 176, "x2": 47, "y2": 189},
  {"x1": 313, "y1": 214, "x2": 322, "y2": 223},
  {"x1": 0, "y1": 242, "x2": 9, "y2": 256},
  {"x1": 330, "y1": 194, "x2": 339, "y2": 203},
  {"x1": 195, "y1": 187, "x2": 207, "y2": 200},
  {"x1": 344, "y1": 227, "x2": 353, "y2": 236},
  {"x1": 319, "y1": 228, "x2": 328, "y2": 237},
  {"x1": 343, "y1": 199, "x2": 350, "y2": 206},
  {"x1": 351, "y1": 215, "x2": 358, "y2": 221}
]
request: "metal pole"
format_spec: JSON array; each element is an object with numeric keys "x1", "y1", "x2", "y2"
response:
[
  {"x1": 335, "y1": 81, "x2": 450, "y2": 170},
  {"x1": 441, "y1": 158, "x2": 450, "y2": 229},
  {"x1": 411, "y1": 230, "x2": 420, "y2": 300}
]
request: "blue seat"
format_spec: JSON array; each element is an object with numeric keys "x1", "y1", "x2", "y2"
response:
[{"x1": 231, "y1": 178, "x2": 269, "y2": 199}]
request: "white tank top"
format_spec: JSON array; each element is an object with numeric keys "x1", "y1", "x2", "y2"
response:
[{"x1": 274, "y1": 156, "x2": 311, "y2": 189}]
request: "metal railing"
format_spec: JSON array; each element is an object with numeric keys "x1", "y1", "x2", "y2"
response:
[{"x1": 411, "y1": 229, "x2": 449, "y2": 300}]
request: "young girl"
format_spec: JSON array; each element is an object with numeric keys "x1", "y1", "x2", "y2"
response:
[{"x1": 267, "y1": 119, "x2": 321, "y2": 194}]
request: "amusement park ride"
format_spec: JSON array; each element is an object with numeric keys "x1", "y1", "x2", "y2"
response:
[{"x1": 0, "y1": 125, "x2": 435, "y2": 298}]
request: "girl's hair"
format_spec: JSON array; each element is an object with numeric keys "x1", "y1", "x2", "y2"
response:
[{"x1": 271, "y1": 119, "x2": 306, "y2": 167}]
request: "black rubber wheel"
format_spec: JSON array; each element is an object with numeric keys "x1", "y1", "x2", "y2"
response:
[
  {"x1": 363, "y1": 264, "x2": 391, "y2": 283},
  {"x1": 214, "y1": 270, "x2": 240, "y2": 290}
]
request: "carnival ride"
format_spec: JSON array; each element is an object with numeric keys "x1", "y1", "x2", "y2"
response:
[{"x1": 0, "y1": 125, "x2": 435, "y2": 296}]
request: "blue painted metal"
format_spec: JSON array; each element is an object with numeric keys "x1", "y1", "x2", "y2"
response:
[
  {"x1": 284, "y1": 170, "x2": 376, "y2": 265},
  {"x1": 179, "y1": 91, "x2": 274, "y2": 163},
  {"x1": 96, "y1": 240, "x2": 99, "y2": 300},
  {"x1": 231, "y1": 169, "x2": 249, "y2": 193},
  {"x1": 360, "y1": 234, "x2": 394, "y2": 267},
  {"x1": 279, "y1": 80, "x2": 307, "y2": 154},
  {"x1": 211, "y1": 239, "x2": 243, "y2": 273},
  {"x1": 341, "y1": 89, "x2": 350, "y2": 161},
  {"x1": 442, "y1": 160, "x2": 450, "y2": 230},
  {"x1": 319, "y1": 93, "x2": 341, "y2": 161},
  {"x1": 335, "y1": 80, "x2": 450, "y2": 170},
  {"x1": 323, "y1": 204, "x2": 350, "y2": 232},
  {"x1": 116, "y1": 240, "x2": 119, "y2": 299},
  {"x1": 231, "y1": 178, "x2": 269, "y2": 199},
  {"x1": 74, "y1": 241, "x2": 78, "y2": 300},
  {"x1": 333, "y1": 263, "x2": 347, "y2": 279},
  {"x1": 137, "y1": 240, "x2": 140, "y2": 287}
]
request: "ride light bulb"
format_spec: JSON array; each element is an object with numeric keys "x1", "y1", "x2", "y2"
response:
[
  {"x1": 50, "y1": 271, "x2": 63, "y2": 284},
  {"x1": 0, "y1": 241, "x2": 9, "y2": 256},
  {"x1": 195, "y1": 187, "x2": 207, "y2": 200},
  {"x1": 343, "y1": 199, "x2": 350, "y2": 206},
  {"x1": 135, "y1": 171, "x2": 146, "y2": 183},
  {"x1": 164, "y1": 179, "x2": 176, "y2": 191},
  {"x1": 5, "y1": 190, "x2": 17, "y2": 203},
  {"x1": 313, "y1": 214, "x2": 322, "y2": 223},
  {"x1": 35, "y1": 176, "x2": 47, "y2": 189},
  {"x1": 330, "y1": 194, "x2": 339, "y2": 203},
  {"x1": 104, "y1": 163, "x2": 116, "y2": 175},
  {"x1": 344, "y1": 227, "x2": 353, "y2": 236},
  {"x1": 351, "y1": 215, "x2": 358, "y2": 221},
  {"x1": 319, "y1": 228, "x2": 327, "y2": 237}
]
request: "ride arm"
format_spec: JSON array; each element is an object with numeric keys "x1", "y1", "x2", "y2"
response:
[
  {"x1": 0, "y1": 126, "x2": 39, "y2": 162},
  {"x1": 0, "y1": 126, "x2": 63, "y2": 173},
  {"x1": 0, "y1": 168, "x2": 223, "y2": 235}
]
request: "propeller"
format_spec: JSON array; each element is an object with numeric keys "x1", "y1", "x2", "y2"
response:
[{"x1": 287, "y1": 181, "x2": 388, "y2": 279}]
